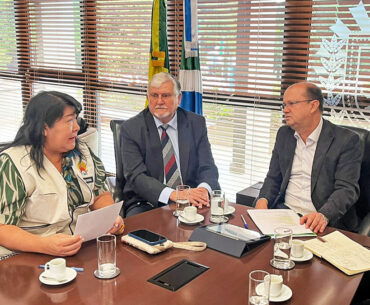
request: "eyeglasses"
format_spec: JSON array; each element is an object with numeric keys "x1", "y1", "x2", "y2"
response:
[
  {"x1": 149, "y1": 93, "x2": 174, "y2": 101},
  {"x1": 281, "y1": 99, "x2": 314, "y2": 111}
]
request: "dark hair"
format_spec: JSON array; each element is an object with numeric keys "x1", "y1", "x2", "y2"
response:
[
  {"x1": 305, "y1": 83, "x2": 324, "y2": 112},
  {"x1": 3, "y1": 91, "x2": 82, "y2": 173}
]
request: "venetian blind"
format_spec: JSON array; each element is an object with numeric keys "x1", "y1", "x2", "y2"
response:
[
  {"x1": 0, "y1": 0, "x2": 23, "y2": 142},
  {"x1": 167, "y1": 0, "x2": 307, "y2": 197},
  {"x1": 0, "y1": 0, "x2": 152, "y2": 171},
  {"x1": 198, "y1": 0, "x2": 287, "y2": 195}
]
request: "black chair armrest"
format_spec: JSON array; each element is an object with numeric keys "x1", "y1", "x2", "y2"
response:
[
  {"x1": 236, "y1": 182, "x2": 263, "y2": 207},
  {"x1": 358, "y1": 212, "x2": 370, "y2": 237},
  {"x1": 107, "y1": 176, "x2": 123, "y2": 203},
  {"x1": 107, "y1": 176, "x2": 116, "y2": 191}
]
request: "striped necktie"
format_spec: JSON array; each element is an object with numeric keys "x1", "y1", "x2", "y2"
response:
[{"x1": 160, "y1": 124, "x2": 181, "y2": 188}]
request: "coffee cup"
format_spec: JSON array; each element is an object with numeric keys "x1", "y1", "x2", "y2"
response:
[
  {"x1": 44, "y1": 258, "x2": 67, "y2": 281},
  {"x1": 291, "y1": 239, "x2": 305, "y2": 258},
  {"x1": 183, "y1": 206, "x2": 197, "y2": 221},
  {"x1": 265, "y1": 274, "x2": 283, "y2": 297}
]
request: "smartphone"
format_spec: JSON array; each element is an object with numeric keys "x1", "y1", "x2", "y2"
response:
[{"x1": 128, "y1": 229, "x2": 167, "y2": 246}]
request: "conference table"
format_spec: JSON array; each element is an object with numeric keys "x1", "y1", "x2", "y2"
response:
[{"x1": 0, "y1": 204, "x2": 369, "y2": 305}]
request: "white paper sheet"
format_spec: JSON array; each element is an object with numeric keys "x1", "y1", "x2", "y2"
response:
[
  {"x1": 247, "y1": 209, "x2": 315, "y2": 236},
  {"x1": 74, "y1": 201, "x2": 123, "y2": 241}
]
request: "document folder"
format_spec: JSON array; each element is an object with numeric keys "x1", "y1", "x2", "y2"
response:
[{"x1": 189, "y1": 224, "x2": 270, "y2": 258}]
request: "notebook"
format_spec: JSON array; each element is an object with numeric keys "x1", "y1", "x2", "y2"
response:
[{"x1": 304, "y1": 231, "x2": 370, "y2": 275}]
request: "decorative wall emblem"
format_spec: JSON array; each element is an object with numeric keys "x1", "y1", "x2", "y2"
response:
[{"x1": 314, "y1": 1, "x2": 370, "y2": 123}]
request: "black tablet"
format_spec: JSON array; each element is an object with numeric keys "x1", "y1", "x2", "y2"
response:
[
  {"x1": 148, "y1": 259, "x2": 209, "y2": 291},
  {"x1": 206, "y1": 223, "x2": 269, "y2": 243}
]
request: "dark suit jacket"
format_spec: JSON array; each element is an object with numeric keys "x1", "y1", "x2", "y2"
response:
[
  {"x1": 258, "y1": 119, "x2": 362, "y2": 231},
  {"x1": 121, "y1": 107, "x2": 220, "y2": 214}
]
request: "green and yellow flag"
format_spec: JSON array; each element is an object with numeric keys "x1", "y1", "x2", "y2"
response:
[{"x1": 147, "y1": 0, "x2": 169, "y2": 106}]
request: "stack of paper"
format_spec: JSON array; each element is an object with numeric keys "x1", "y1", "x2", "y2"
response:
[
  {"x1": 247, "y1": 209, "x2": 315, "y2": 236},
  {"x1": 304, "y1": 231, "x2": 370, "y2": 275}
]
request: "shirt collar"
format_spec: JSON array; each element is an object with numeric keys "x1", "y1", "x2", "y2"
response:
[
  {"x1": 294, "y1": 117, "x2": 323, "y2": 144},
  {"x1": 153, "y1": 113, "x2": 178, "y2": 131}
]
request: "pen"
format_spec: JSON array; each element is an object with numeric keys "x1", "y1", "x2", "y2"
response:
[
  {"x1": 317, "y1": 236, "x2": 326, "y2": 243},
  {"x1": 38, "y1": 265, "x2": 84, "y2": 272},
  {"x1": 240, "y1": 214, "x2": 249, "y2": 229}
]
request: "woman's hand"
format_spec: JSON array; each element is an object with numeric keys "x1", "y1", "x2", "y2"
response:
[
  {"x1": 91, "y1": 191, "x2": 124, "y2": 235},
  {"x1": 41, "y1": 234, "x2": 83, "y2": 257},
  {"x1": 107, "y1": 216, "x2": 125, "y2": 235}
]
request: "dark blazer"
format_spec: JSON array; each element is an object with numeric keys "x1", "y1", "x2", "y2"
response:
[
  {"x1": 258, "y1": 119, "x2": 362, "y2": 231},
  {"x1": 121, "y1": 107, "x2": 220, "y2": 214}
]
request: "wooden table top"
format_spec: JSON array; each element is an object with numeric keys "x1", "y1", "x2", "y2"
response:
[{"x1": 1, "y1": 203, "x2": 369, "y2": 305}]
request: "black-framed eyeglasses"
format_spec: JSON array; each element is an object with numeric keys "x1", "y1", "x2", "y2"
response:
[{"x1": 281, "y1": 99, "x2": 314, "y2": 111}]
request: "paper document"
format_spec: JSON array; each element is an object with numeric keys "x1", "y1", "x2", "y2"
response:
[
  {"x1": 247, "y1": 209, "x2": 314, "y2": 236},
  {"x1": 74, "y1": 201, "x2": 123, "y2": 241},
  {"x1": 304, "y1": 231, "x2": 370, "y2": 275}
]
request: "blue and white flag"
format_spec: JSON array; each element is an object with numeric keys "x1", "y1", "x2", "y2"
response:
[{"x1": 179, "y1": 0, "x2": 202, "y2": 115}]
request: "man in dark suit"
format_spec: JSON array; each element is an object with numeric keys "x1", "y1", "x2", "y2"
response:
[
  {"x1": 121, "y1": 72, "x2": 220, "y2": 216},
  {"x1": 255, "y1": 82, "x2": 362, "y2": 233}
]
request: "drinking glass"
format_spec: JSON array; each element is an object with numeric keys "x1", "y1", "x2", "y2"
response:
[
  {"x1": 210, "y1": 190, "x2": 228, "y2": 223},
  {"x1": 173, "y1": 185, "x2": 190, "y2": 217},
  {"x1": 94, "y1": 234, "x2": 120, "y2": 279},
  {"x1": 270, "y1": 227, "x2": 295, "y2": 270},
  {"x1": 249, "y1": 270, "x2": 270, "y2": 305}
]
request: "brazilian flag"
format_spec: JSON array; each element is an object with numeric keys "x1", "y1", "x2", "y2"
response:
[{"x1": 147, "y1": 0, "x2": 169, "y2": 96}]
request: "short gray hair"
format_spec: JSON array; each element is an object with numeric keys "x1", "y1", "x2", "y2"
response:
[{"x1": 147, "y1": 72, "x2": 181, "y2": 97}]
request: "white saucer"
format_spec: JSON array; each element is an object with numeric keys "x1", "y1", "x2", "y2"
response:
[
  {"x1": 178, "y1": 213, "x2": 204, "y2": 225},
  {"x1": 212, "y1": 205, "x2": 236, "y2": 216},
  {"x1": 291, "y1": 249, "x2": 313, "y2": 262},
  {"x1": 256, "y1": 283, "x2": 293, "y2": 302},
  {"x1": 39, "y1": 267, "x2": 77, "y2": 286}
]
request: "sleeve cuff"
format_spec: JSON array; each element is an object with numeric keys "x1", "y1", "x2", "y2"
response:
[
  {"x1": 319, "y1": 212, "x2": 329, "y2": 223},
  {"x1": 197, "y1": 182, "x2": 212, "y2": 196},
  {"x1": 158, "y1": 187, "x2": 173, "y2": 204}
]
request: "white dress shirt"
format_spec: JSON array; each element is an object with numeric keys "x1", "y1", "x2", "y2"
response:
[
  {"x1": 153, "y1": 114, "x2": 211, "y2": 204},
  {"x1": 284, "y1": 118, "x2": 323, "y2": 215}
]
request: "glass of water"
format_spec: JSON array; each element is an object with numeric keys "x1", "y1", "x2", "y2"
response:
[
  {"x1": 94, "y1": 234, "x2": 120, "y2": 279},
  {"x1": 249, "y1": 270, "x2": 270, "y2": 305},
  {"x1": 270, "y1": 227, "x2": 295, "y2": 270},
  {"x1": 210, "y1": 190, "x2": 228, "y2": 223},
  {"x1": 173, "y1": 184, "x2": 190, "y2": 217}
]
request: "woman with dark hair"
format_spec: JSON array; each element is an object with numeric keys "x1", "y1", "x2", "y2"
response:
[{"x1": 0, "y1": 91, "x2": 124, "y2": 257}]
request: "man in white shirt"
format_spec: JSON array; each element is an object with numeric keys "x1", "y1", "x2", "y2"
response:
[{"x1": 255, "y1": 82, "x2": 362, "y2": 233}]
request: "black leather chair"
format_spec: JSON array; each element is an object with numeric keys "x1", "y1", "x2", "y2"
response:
[
  {"x1": 108, "y1": 119, "x2": 126, "y2": 204},
  {"x1": 236, "y1": 125, "x2": 370, "y2": 236},
  {"x1": 341, "y1": 126, "x2": 370, "y2": 236}
]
